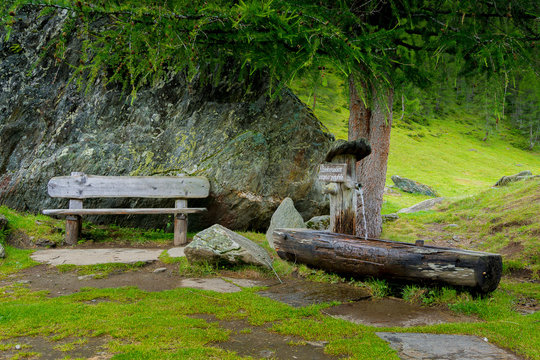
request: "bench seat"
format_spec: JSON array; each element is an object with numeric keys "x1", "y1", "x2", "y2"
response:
[{"x1": 43, "y1": 208, "x2": 206, "y2": 216}]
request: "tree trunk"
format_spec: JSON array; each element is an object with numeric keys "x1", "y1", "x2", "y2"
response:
[{"x1": 348, "y1": 76, "x2": 393, "y2": 238}]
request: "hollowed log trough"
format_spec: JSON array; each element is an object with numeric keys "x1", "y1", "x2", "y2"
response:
[{"x1": 273, "y1": 229, "x2": 502, "y2": 293}]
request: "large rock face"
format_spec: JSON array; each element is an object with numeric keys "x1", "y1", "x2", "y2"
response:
[{"x1": 0, "y1": 8, "x2": 332, "y2": 231}]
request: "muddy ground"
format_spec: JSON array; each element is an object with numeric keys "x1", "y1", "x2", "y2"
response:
[{"x1": 2, "y1": 257, "x2": 536, "y2": 359}]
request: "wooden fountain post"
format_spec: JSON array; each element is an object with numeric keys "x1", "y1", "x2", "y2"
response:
[{"x1": 319, "y1": 139, "x2": 371, "y2": 235}]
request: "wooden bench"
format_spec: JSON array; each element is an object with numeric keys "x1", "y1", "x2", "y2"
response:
[{"x1": 43, "y1": 172, "x2": 210, "y2": 246}]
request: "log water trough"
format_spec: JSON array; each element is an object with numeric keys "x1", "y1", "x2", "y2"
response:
[
  {"x1": 272, "y1": 139, "x2": 502, "y2": 293},
  {"x1": 273, "y1": 229, "x2": 502, "y2": 293}
]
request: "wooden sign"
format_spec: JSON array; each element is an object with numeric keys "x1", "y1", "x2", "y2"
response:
[{"x1": 318, "y1": 163, "x2": 347, "y2": 182}]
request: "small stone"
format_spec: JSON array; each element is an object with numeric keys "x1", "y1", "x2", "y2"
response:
[
  {"x1": 78, "y1": 274, "x2": 96, "y2": 280},
  {"x1": 494, "y1": 170, "x2": 537, "y2": 186},
  {"x1": 451, "y1": 235, "x2": 463, "y2": 242},
  {"x1": 35, "y1": 238, "x2": 56, "y2": 247},
  {"x1": 447, "y1": 224, "x2": 459, "y2": 228},
  {"x1": 180, "y1": 278, "x2": 241, "y2": 293},
  {"x1": 17, "y1": 280, "x2": 31, "y2": 284},
  {"x1": 0, "y1": 243, "x2": 5, "y2": 259},
  {"x1": 305, "y1": 215, "x2": 330, "y2": 230},
  {"x1": 391, "y1": 175, "x2": 439, "y2": 197},
  {"x1": 306, "y1": 341, "x2": 328, "y2": 347},
  {"x1": 15, "y1": 344, "x2": 21, "y2": 350},
  {"x1": 382, "y1": 213, "x2": 399, "y2": 222},
  {"x1": 483, "y1": 337, "x2": 489, "y2": 342},
  {"x1": 397, "y1": 197, "x2": 445, "y2": 214},
  {"x1": 185, "y1": 224, "x2": 272, "y2": 269},
  {"x1": 153, "y1": 267, "x2": 167, "y2": 273},
  {"x1": 266, "y1": 197, "x2": 305, "y2": 248}
]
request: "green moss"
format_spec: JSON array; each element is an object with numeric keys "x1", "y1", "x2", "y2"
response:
[
  {"x1": 0, "y1": 206, "x2": 64, "y2": 246},
  {"x1": 81, "y1": 223, "x2": 173, "y2": 244},
  {"x1": 56, "y1": 261, "x2": 148, "y2": 279}
]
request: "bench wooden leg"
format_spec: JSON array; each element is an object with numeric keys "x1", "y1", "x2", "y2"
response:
[
  {"x1": 174, "y1": 214, "x2": 188, "y2": 246},
  {"x1": 65, "y1": 215, "x2": 81, "y2": 245},
  {"x1": 65, "y1": 198, "x2": 83, "y2": 245},
  {"x1": 174, "y1": 199, "x2": 188, "y2": 246}
]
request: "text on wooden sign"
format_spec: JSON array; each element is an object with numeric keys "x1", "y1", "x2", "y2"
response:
[{"x1": 318, "y1": 163, "x2": 347, "y2": 182}]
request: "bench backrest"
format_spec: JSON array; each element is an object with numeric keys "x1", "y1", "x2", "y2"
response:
[{"x1": 47, "y1": 174, "x2": 210, "y2": 199}]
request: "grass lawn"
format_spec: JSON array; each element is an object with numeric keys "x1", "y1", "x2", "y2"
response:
[{"x1": 1, "y1": 206, "x2": 539, "y2": 359}]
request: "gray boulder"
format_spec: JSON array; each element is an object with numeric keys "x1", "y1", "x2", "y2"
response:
[
  {"x1": 494, "y1": 171, "x2": 538, "y2": 186},
  {"x1": 266, "y1": 198, "x2": 306, "y2": 248},
  {"x1": 0, "y1": 8, "x2": 332, "y2": 231},
  {"x1": 382, "y1": 213, "x2": 399, "y2": 222},
  {"x1": 306, "y1": 215, "x2": 330, "y2": 231},
  {"x1": 0, "y1": 215, "x2": 7, "y2": 231},
  {"x1": 185, "y1": 224, "x2": 272, "y2": 269},
  {"x1": 391, "y1": 176, "x2": 439, "y2": 197},
  {"x1": 397, "y1": 197, "x2": 445, "y2": 214}
]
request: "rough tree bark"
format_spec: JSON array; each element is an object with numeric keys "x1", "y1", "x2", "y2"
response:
[{"x1": 348, "y1": 76, "x2": 393, "y2": 238}]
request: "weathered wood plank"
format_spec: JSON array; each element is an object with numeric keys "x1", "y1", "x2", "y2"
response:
[
  {"x1": 174, "y1": 199, "x2": 188, "y2": 246},
  {"x1": 328, "y1": 155, "x2": 357, "y2": 234},
  {"x1": 43, "y1": 208, "x2": 206, "y2": 216},
  {"x1": 273, "y1": 229, "x2": 502, "y2": 293},
  {"x1": 48, "y1": 174, "x2": 210, "y2": 199}
]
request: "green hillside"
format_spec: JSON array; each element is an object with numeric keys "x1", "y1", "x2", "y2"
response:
[
  {"x1": 383, "y1": 179, "x2": 540, "y2": 275},
  {"x1": 291, "y1": 74, "x2": 540, "y2": 276},
  {"x1": 291, "y1": 73, "x2": 539, "y2": 210}
]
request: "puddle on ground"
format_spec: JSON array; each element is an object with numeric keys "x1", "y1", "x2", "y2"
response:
[
  {"x1": 258, "y1": 279, "x2": 371, "y2": 307},
  {"x1": 258, "y1": 279, "x2": 475, "y2": 327},
  {"x1": 0, "y1": 336, "x2": 110, "y2": 360},
  {"x1": 324, "y1": 298, "x2": 476, "y2": 327},
  {"x1": 193, "y1": 314, "x2": 338, "y2": 360}
]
